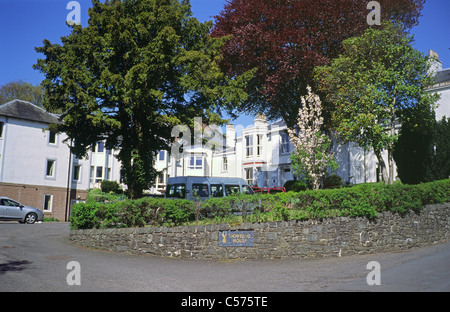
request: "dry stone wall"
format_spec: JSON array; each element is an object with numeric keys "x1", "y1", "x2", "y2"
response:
[{"x1": 69, "y1": 203, "x2": 450, "y2": 259}]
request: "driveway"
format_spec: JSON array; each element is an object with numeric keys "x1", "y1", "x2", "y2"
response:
[{"x1": 1, "y1": 222, "x2": 449, "y2": 292}]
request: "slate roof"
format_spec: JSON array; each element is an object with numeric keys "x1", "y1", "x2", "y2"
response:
[
  {"x1": 435, "y1": 68, "x2": 450, "y2": 84},
  {"x1": 0, "y1": 99, "x2": 62, "y2": 125}
]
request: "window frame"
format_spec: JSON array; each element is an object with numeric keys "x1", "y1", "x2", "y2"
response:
[
  {"x1": 280, "y1": 131, "x2": 290, "y2": 154},
  {"x1": 72, "y1": 164, "x2": 81, "y2": 182},
  {"x1": 43, "y1": 194, "x2": 53, "y2": 212},
  {"x1": 45, "y1": 158, "x2": 56, "y2": 179},
  {"x1": 245, "y1": 135, "x2": 253, "y2": 158},
  {"x1": 48, "y1": 130, "x2": 57, "y2": 145}
]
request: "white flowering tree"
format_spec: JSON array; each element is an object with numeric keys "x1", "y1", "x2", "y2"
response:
[{"x1": 288, "y1": 86, "x2": 338, "y2": 190}]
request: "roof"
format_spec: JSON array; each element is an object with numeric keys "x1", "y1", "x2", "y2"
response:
[
  {"x1": 0, "y1": 99, "x2": 62, "y2": 125},
  {"x1": 435, "y1": 68, "x2": 450, "y2": 85}
]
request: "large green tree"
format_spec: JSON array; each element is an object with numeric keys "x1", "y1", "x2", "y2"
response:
[
  {"x1": 34, "y1": 0, "x2": 251, "y2": 198},
  {"x1": 212, "y1": 0, "x2": 425, "y2": 127},
  {"x1": 0, "y1": 80, "x2": 44, "y2": 106},
  {"x1": 314, "y1": 22, "x2": 439, "y2": 184},
  {"x1": 394, "y1": 116, "x2": 450, "y2": 184}
]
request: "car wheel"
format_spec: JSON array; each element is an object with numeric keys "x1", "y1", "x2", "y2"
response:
[{"x1": 25, "y1": 213, "x2": 37, "y2": 224}]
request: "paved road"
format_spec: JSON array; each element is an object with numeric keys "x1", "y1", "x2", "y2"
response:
[{"x1": 1, "y1": 222, "x2": 449, "y2": 292}]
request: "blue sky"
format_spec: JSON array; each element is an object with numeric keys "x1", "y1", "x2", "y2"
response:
[{"x1": 1, "y1": 0, "x2": 449, "y2": 127}]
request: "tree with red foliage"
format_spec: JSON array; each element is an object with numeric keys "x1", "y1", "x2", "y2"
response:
[{"x1": 212, "y1": 0, "x2": 425, "y2": 127}]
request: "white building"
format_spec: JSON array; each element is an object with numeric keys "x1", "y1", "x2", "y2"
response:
[
  {"x1": 2, "y1": 52, "x2": 448, "y2": 207},
  {"x1": 150, "y1": 50, "x2": 449, "y2": 193},
  {"x1": 428, "y1": 50, "x2": 450, "y2": 121},
  {"x1": 152, "y1": 114, "x2": 391, "y2": 194},
  {"x1": 0, "y1": 100, "x2": 121, "y2": 221}
]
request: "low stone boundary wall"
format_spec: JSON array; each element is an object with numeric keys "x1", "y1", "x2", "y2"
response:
[{"x1": 69, "y1": 203, "x2": 450, "y2": 259}]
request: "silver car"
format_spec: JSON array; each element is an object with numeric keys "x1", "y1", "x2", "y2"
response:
[{"x1": 0, "y1": 197, "x2": 44, "y2": 224}]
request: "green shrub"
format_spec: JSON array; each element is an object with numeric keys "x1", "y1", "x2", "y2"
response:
[
  {"x1": 69, "y1": 179, "x2": 450, "y2": 229},
  {"x1": 284, "y1": 180, "x2": 307, "y2": 192},
  {"x1": 70, "y1": 202, "x2": 101, "y2": 229},
  {"x1": 86, "y1": 188, "x2": 124, "y2": 203},
  {"x1": 323, "y1": 174, "x2": 343, "y2": 189},
  {"x1": 101, "y1": 180, "x2": 122, "y2": 194}
]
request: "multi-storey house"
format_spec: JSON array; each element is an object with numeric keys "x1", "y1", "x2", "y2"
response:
[{"x1": 0, "y1": 100, "x2": 121, "y2": 221}]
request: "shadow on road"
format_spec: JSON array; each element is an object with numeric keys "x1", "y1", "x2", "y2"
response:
[{"x1": 0, "y1": 260, "x2": 32, "y2": 275}]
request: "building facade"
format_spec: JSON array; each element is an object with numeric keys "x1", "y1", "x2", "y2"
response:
[
  {"x1": 2, "y1": 51, "x2": 448, "y2": 216},
  {"x1": 0, "y1": 100, "x2": 121, "y2": 221},
  {"x1": 428, "y1": 50, "x2": 450, "y2": 121}
]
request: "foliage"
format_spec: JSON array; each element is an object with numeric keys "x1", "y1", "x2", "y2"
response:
[
  {"x1": 0, "y1": 80, "x2": 44, "y2": 107},
  {"x1": 212, "y1": 0, "x2": 424, "y2": 127},
  {"x1": 86, "y1": 188, "x2": 124, "y2": 204},
  {"x1": 284, "y1": 180, "x2": 307, "y2": 192},
  {"x1": 100, "y1": 180, "x2": 122, "y2": 194},
  {"x1": 288, "y1": 87, "x2": 338, "y2": 189},
  {"x1": 323, "y1": 174, "x2": 344, "y2": 189},
  {"x1": 394, "y1": 116, "x2": 450, "y2": 184},
  {"x1": 34, "y1": 0, "x2": 250, "y2": 198},
  {"x1": 314, "y1": 21, "x2": 439, "y2": 184},
  {"x1": 70, "y1": 179, "x2": 450, "y2": 229}
]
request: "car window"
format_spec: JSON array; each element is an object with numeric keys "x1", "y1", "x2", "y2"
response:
[
  {"x1": 242, "y1": 185, "x2": 254, "y2": 195},
  {"x1": 211, "y1": 184, "x2": 224, "y2": 197},
  {"x1": 193, "y1": 184, "x2": 209, "y2": 197},
  {"x1": 165, "y1": 184, "x2": 186, "y2": 199},
  {"x1": 1, "y1": 199, "x2": 20, "y2": 206},
  {"x1": 225, "y1": 185, "x2": 240, "y2": 196}
]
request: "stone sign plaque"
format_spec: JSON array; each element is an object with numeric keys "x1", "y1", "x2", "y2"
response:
[{"x1": 219, "y1": 230, "x2": 253, "y2": 247}]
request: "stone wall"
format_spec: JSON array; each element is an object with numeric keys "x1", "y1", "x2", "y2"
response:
[{"x1": 69, "y1": 203, "x2": 450, "y2": 259}]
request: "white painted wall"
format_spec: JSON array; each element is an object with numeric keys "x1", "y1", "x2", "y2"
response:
[{"x1": 0, "y1": 115, "x2": 122, "y2": 191}]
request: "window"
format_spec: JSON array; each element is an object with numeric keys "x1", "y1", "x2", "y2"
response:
[
  {"x1": 242, "y1": 185, "x2": 254, "y2": 195},
  {"x1": 193, "y1": 183, "x2": 209, "y2": 197},
  {"x1": 225, "y1": 184, "x2": 240, "y2": 196},
  {"x1": 245, "y1": 168, "x2": 253, "y2": 186},
  {"x1": 159, "y1": 150, "x2": 165, "y2": 161},
  {"x1": 73, "y1": 165, "x2": 81, "y2": 181},
  {"x1": 222, "y1": 157, "x2": 228, "y2": 171},
  {"x1": 0, "y1": 121, "x2": 4, "y2": 138},
  {"x1": 97, "y1": 142, "x2": 104, "y2": 153},
  {"x1": 48, "y1": 131, "x2": 57, "y2": 144},
  {"x1": 1, "y1": 198, "x2": 20, "y2": 206},
  {"x1": 257, "y1": 134, "x2": 263, "y2": 157},
  {"x1": 165, "y1": 184, "x2": 186, "y2": 198},
  {"x1": 96, "y1": 166, "x2": 103, "y2": 183},
  {"x1": 188, "y1": 155, "x2": 203, "y2": 170},
  {"x1": 157, "y1": 173, "x2": 164, "y2": 184},
  {"x1": 211, "y1": 184, "x2": 224, "y2": 197},
  {"x1": 245, "y1": 135, "x2": 253, "y2": 157},
  {"x1": 43, "y1": 194, "x2": 53, "y2": 212},
  {"x1": 46, "y1": 159, "x2": 56, "y2": 177},
  {"x1": 280, "y1": 132, "x2": 290, "y2": 154},
  {"x1": 90, "y1": 166, "x2": 95, "y2": 183}
]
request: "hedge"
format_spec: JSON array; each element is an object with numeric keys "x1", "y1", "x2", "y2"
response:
[{"x1": 69, "y1": 179, "x2": 450, "y2": 229}]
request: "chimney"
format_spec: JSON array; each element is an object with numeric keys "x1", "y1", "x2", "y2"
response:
[
  {"x1": 428, "y1": 50, "x2": 443, "y2": 75},
  {"x1": 226, "y1": 124, "x2": 235, "y2": 151},
  {"x1": 254, "y1": 113, "x2": 268, "y2": 128}
]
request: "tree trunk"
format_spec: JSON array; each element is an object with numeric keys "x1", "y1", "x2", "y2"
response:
[
  {"x1": 388, "y1": 148, "x2": 394, "y2": 185},
  {"x1": 374, "y1": 148, "x2": 388, "y2": 183}
]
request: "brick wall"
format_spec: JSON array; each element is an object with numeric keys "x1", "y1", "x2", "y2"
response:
[
  {"x1": 0, "y1": 182, "x2": 87, "y2": 221},
  {"x1": 69, "y1": 203, "x2": 450, "y2": 260}
]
